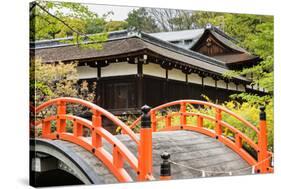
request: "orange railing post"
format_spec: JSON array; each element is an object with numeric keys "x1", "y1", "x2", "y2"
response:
[
  {"x1": 73, "y1": 121, "x2": 83, "y2": 137},
  {"x1": 215, "y1": 109, "x2": 222, "y2": 138},
  {"x1": 56, "y1": 100, "x2": 66, "y2": 136},
  {"x1": 151, "y1": 110, "x2": 157, "y2": 132},
  {"x1": 165, "y1": 115, "x2": 171, "y2": 129},
  {"x1": 160, "y1": 152, "x2": 171, "y2": 180},
  {"x1": 180, "y1": 102, "x2": 186, "y2": 126},
  {"x1": 197, "y1": 116, "x2": 203, "y2": 127},
  {"x1": 92, "y1": 110, "x2": 102, "y2": 150},
  {"x1": 235, "y1": 134, "x2": 242, "y2": 149},
  {"x1": 257, "y1": 106, "x2": 270, "y2": 173},
  {"x1": 42, "y1": 120, "x2": 51, "y2": 138},
  {"x1": 138, "y1": 105, "x2": 153, "y2": 181}
]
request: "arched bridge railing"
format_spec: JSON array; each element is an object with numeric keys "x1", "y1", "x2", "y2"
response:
[
  {"x1": 31, "y1": 97, "x2": 154, "y2": 182},
  {"x1": 128, "y1": 100, "x2": 273, "y2": 174}
]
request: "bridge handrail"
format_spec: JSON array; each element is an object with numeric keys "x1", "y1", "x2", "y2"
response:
[
  {"x1": 129, "y1": 100, "x2": 258, "y2": 134},
  {"x1": 35, "y1": 97, "x2": 139, "y2": 145},
  {"x1": 152, "y1": 100, "x2": 259, "y2": 133},
  {"x1": 31, "y1": 97, "x2": 147, "y2": 182},
  {"x1": 127, "y1": 99, "x2": 272, "y2": 173},
  {"x1": 40, "y1": 115, "x2": 138, "y2": 171}
]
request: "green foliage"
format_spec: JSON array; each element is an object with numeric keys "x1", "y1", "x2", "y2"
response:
[
  {"x1": 104, "y1": 21, "x2": 128, "y2": 32},
  {"x1": 126, "y1": 8, "x2": 160, "y2": 33},
  {"x1": 116, "y1": 113, "x2": 140, "y2": 134},
  {"x1": 206, "y1": 14, "x2": 275, "y2": 94},
  {"x1": 30, "y1": 0, "x2": 108, "y2": 49},
  {"x1": 30, "y1": 59, "x2": 96, "y2": 109}
]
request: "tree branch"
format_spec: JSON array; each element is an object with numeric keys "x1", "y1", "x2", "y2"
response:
[{"x1": 33, "y1": 2, "x2": 86, "y2": 38}]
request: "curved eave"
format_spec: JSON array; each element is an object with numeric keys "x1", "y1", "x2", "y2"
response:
[{"x1": 190, "y1": 29, "x2": 246, "y2": 54}]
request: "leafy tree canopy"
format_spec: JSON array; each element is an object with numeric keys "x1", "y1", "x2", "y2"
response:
[
  {"x1": 30, "y1": 1, "x2": 109, "y2": 49},
  {"x1": 126, "y1": 8, "x2": 160, "y2": 33}
]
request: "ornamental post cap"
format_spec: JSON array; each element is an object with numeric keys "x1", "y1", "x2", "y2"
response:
[
  {"x1": 141, "y1": 105, "x2": 151, "y2": 114},
  {"x1": 161, "y1": 152, "x2": 170, "y2": 160}
]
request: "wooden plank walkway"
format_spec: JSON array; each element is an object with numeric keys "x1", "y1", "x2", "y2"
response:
[{"x1": 39, "y1": 130, "x2": 252, "y2": 184}]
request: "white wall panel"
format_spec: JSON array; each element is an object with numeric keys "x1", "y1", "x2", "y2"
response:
[
  {"x1": 168, "y1": 68, "x2": 185, "y2": 82},
  {"x1": 217, "y1": 80, "x2": 226, "y2": 89},
  {"x1": 143, "y1": 63, "x2": 165, "y2": 78},
  {"x1": 188, "y1": 73, "x2": 201, "y2": 84},
  {"x1": 101, "y1": 62, "x2": 137, "y2": 77},
  {"x1": 204, "y1": 77, "x2": 215, "y2": 87},
  {"x1": 229, "y1": 82, "x2": 237, "y2": 90},
  {"x1": 238, "y1": 84, "x2": 245, "y2": 92},
  {"x1": 77, "y1": 66, "x2": 97, "y2": 79}
]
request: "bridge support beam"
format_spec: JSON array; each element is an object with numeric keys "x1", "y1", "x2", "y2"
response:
[{"x1": 138, "y1": 105, "x2": 153, "y2": 181}]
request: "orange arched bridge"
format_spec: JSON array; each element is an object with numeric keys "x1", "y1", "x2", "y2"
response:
[{"x1": 30, "y1": 97, "x2": 273, "y2": 185}]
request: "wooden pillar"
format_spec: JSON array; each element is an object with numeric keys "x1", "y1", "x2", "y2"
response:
[
  {"x1": 96, "y1": 65, "x2": 102, "y2": 106},
  {"x1": 200, "y1": 74, "x2": 205, "y2": 97},
  {"x1": 251, "y1": 73, "x2": 254, "y2": 90},
  {"x1": 137, "y1": 61, "x2": 143, "y2": 109},
  {"x1": 226, "y1": 81, "x2": 229, "y2": 90},
  {"x1": 164, "y1": 69, "x2": 169, "y2": 102},
  {"x1": 215, "y1": 79, "x2": 218, "y2": 89}
]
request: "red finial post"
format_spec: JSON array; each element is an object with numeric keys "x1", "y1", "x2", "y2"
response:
[
  {"x1": 138, "y1": 105, "x2": 153, "y2": 181},
  {"x1": 257, "y1": 106, "x2": 269, "y2": 173}
]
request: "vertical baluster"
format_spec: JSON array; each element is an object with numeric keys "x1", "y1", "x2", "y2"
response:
[
  {"x1": 180, "y1": 102, "x2": 186, "y2": 126},
  {"x1": 235, "y1": 133, "x2": 242, "y2": 148},
  {"x1": 215, "y1": 109, "x2": 222, "y2": 138},
  {"x1": 42, "y1": 120, "x2": 51, "y2": 138},
  {"x1": 165, "y1": 115, "x2": 171, "y2": 129},
  {"x1": 151, "y1": 110, "x2": 157, "y2": 132},
  {"x1": 57, "y1": 100, "x2": 66, "y2": 135},
  {"x1": 92, "y1": 110, "x2": 102, "y2": 149},
  {"x1": 113, "y1": 146, "x2": 124, "y2": 169},
  {"x1": 73, "y1": 120, "x2": 83, "y2": 137},
  {"x1": 197, "y1": 116, "x2": 203, "y2": 127}
]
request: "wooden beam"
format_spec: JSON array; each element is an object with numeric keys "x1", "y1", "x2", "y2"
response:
[
  {"x1": 215, "y1": 79, "x2": 217, "y2": 89},
  {"x1": 137, "y1": 61, "x2": 143, "y2": 108},
  {"x1": 97, "y1": 66, "x2": 101, "y2": 79},
  {"x1": 185, "y1": 73, "x2": 188, "y2": 84}
]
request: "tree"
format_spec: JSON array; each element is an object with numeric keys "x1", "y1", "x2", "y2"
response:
[
  {"x1": 30, "y1": 59, "x2": 96, "y2": 115},
  {"x1": 221, "y1": 14, "x2": 274, "y2": 98},
  {"x1": 104, "y1": 21, "x2": 128, "y2": 32},
  {"x1": 188, "y1": 12, "x2": 274, "y2": 98},
  {"x1": 126, "y1": 8, "x2": 160, "y2": 33},
  {"x1": 30, "y1": 1, "x2": 108, "y2": 48}
]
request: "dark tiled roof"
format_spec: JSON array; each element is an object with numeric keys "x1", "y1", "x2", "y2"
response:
[
  {"x1": 213, "y1": 53, "x2": 259, "y2": 64},
  {"x1": 33, "y1": 37, "x2": 147, "y2": 63},
  {"x1": 31, "y1": 30, "x2": 250, "y2": 83}
]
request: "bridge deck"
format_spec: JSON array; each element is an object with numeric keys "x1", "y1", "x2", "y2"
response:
[{"x1": 36, "y1": 130, "x2": 251, "y2": 184}]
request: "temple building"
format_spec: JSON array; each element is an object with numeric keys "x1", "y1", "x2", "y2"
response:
[{"x1": 31, "y1": 25, "x2": 265, "y2": 116}]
